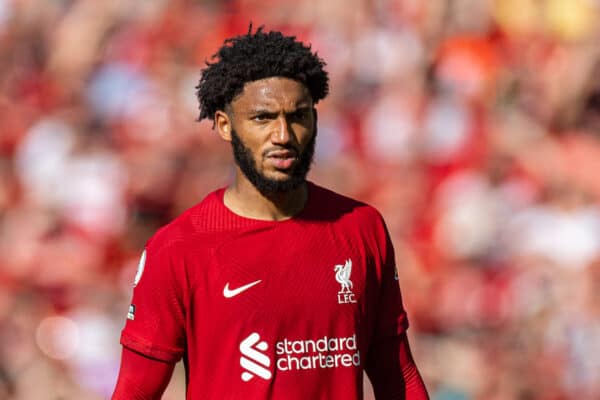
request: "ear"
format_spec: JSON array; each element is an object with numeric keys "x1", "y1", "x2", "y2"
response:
[{"x1": 215, "y1": 110, "x2": 232, "y2": 142}]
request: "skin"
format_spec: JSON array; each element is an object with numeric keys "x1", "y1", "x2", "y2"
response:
[{"x1": 215, "y1": 77, "x2": 316, "y2": 221}]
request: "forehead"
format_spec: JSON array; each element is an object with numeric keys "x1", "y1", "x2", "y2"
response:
[{"x1": 230, "y1": 77, "x2": 312, "y2": 112}]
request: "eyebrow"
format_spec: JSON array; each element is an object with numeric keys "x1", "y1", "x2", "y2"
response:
[
  {"x1": 247, "y1": 104, "x2": 312, "y2": 115},
  {"x1": 247, "y1": 108, "x2": 276, "y2": 115}
]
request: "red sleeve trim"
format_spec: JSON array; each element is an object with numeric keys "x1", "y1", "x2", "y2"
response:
[
  {"x1": 377, "y1": 312, "x2": 410, "y2": 338},
  {"x1": 120, "y1": 331, "x2": 183, "y2": 363},
  {"x1": 112, "y1": 347, "x2": 175, "y2": 400},
  {"x1": 398, "y1": 313, "x2": 410, "y2": 334}
]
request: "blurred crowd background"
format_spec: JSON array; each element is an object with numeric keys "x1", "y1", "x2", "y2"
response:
[{"x1": 2, "y1": 0, "x2": 600, "y2": 399}]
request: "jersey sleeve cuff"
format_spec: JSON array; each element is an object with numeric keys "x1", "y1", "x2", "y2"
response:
[
  {"x1": 120, "y1": 331, "x2": 184, "y2": 363},
  {"x1": 378, "y1": 314, "x2": 410, "y2": 338},
  {"x1": 398, "y1": 313, "x2": 409, "y2": 333}
]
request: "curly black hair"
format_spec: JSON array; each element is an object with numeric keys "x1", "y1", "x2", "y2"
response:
[{"x1": 196, "y1": 25, "x2": 329, "y2": 122}]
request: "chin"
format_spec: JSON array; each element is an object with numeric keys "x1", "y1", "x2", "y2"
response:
[
  {"x1": 253, "y1": 174, "x2": 306, "y2": 194},
  {"x1": 269, "y1": 171, "x2": 295, "y2": 181}
]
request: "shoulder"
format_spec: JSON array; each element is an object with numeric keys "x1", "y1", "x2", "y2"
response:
[
  {"x1": 307, "y1": 182, "x2": 387, "y2": 231},
  {"x1": 145, "y1": 188, "x2": 224, "y2": 254}
]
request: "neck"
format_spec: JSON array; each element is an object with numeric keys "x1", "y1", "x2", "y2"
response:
[{"x1": 224, "y1": 172, "x2": 308, "y2": 221}]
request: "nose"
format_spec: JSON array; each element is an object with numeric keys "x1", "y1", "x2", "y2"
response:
[{"x1": 271, "y1": 115, "x2": 293, "y2": 145}]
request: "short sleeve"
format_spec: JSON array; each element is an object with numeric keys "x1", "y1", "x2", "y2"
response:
[
  {"x1": 120, "y1": 240, "x2": 187, "y2": 362},
  {"x1": 373, "y1": 214, "x2": 409, "y2": 338}
]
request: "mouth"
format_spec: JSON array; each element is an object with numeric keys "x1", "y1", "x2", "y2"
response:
[{"x1": 265, "y1": 149, "x2": 298, "y2": 170}]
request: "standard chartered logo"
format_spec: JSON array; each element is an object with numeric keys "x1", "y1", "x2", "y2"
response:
[
  {"x1": 276, "y1": 335, "x2": 360, "y2": 371},
  {"x1": 239, "y1": 333, "x2": 360, "y2": 382},
  {"x1": 240, "y1": 333, "x2": 272, "y2": 381}
]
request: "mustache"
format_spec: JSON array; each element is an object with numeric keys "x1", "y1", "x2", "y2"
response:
[{"x1": 263, "y1": 147, "x2": 299, "y2": 157}]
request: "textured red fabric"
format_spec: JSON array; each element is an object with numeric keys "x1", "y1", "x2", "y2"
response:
[
  {"x1": 112, "y1": 347, "x2": 175, "y2": 400},
  {"x1": 118, "y1": 182, "x2": 426, "y2": 399},
  {"x1": 366, "y1": 333, "x2": 429, "y2": 399}
]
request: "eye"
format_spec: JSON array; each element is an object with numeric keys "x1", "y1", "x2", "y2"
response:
[
  {"x1": 251, "y1": 112, "x2": 276, "y2": 122},
  {"x1": 291, "y1": 109, "x2": 311, "y2": 121}
]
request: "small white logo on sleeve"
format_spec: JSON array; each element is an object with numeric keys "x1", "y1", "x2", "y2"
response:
[
  {"x1": 133, "y1": 250, "x2": 146, "y2": 287},
  {"x1": 127, "y1": 304, "x2": 135, "y2": 320},
  {"x1": 240, "y1": 332, "x2": 272, "y2": 381},
  {"x1": 335, "y1": 259, "x2": 356, "y2": 304}
]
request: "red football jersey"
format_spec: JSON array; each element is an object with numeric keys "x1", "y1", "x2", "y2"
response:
[{"x1": 121, "y1": 182, "x2": 409, "y2": 399}]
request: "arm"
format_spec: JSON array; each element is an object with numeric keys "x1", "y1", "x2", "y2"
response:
[
  {"x1": 366, "y1": 332, "x2": 428, "y2": 400},
  {"x1": 112, "y1": 347, "x2": 176, "y2": 400},
  {"x1": 116, "y1": 242, "x2": 186, "y2": 395},
  {"x1": 365, "y1": 211, "x2": 429, "y2": 399}
]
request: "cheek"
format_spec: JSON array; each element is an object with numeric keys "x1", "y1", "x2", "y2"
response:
[
  {"x1": 236, "y1": 125, "x2": 266, "y2": 149},
  {"x1": 297, "y1": 126, "x2": 316, "y2": 147},
  {"x1": 291, "y1": 118, "x2": 313, "y2": 137}
]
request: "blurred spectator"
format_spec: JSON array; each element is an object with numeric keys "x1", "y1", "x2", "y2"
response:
[{"x1": 1, "y1": 0, "x2": 600, "y2": 398}]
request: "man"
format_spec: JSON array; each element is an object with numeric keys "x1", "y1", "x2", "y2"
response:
[{"x1": 112, "y1": 26, "x2": 428, "y2": 399}]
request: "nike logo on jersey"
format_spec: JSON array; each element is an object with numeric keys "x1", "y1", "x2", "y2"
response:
[{"x1": 223, "y1": 280, "x2": 262, "y2": 298}]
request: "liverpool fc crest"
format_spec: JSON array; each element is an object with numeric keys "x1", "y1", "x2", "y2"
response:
[{"x1": 334, "y1": 259, "x2": 356, "y2": 304}]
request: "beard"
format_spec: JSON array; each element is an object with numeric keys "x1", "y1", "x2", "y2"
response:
[{"x1": 230, "y1": 128, "x2": 316, "y2": 194}]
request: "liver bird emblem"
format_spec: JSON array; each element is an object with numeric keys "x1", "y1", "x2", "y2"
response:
[{"x1": 334, "y1": 259, "x2": 353, "y2": 293}]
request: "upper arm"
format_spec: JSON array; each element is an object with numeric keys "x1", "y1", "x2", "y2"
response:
[
  {"x1": 120, "y1": 241, "x2": 188, "y2": 363},
  {"x1": 364, "y1": 209, "x2": 428, "y2": 398},
  {"x1": 371, "y1": 210, "x2": 409, "y2": 338},
  {"x1": 112, "y1": 347, "x2": 176, "y2": 400},
  {"x1": 365, "y1": 333, "x2": 429, "y2": 399}
]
